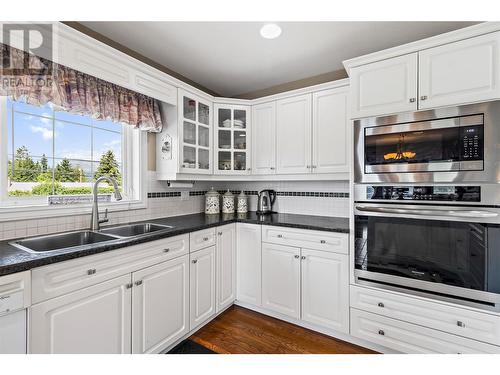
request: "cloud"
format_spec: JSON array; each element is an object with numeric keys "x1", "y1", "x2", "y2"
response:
[{"x1": 30, "y1": 125, "x2": 53, "y2": 140}]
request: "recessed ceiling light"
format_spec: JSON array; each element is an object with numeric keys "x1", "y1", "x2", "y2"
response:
[{"x1": 260, "y1": 24, "x2": 282, "y2": 39}]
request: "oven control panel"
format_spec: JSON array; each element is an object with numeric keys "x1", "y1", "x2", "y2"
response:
[{"x1": 366, "y1": 185, "x2": 481, "y2": 202}]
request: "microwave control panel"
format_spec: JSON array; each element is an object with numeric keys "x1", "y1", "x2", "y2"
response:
[
  {"x1": 366, "y1": 185, "x2": 481, "y2": 202},
  {"x1": 460, "y1": 125, "x2": 483, "y2": 161}
]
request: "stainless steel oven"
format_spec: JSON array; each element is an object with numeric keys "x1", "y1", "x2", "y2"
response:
[
  {"x1": 354, "y1": 184, "x2": 500, "y2": 311},
  {"x1": 354, "y1": 101, "x2": 500, "y2": 184}
]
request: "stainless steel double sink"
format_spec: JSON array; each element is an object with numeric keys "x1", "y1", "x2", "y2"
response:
[{"x1": 10, "y1": 223, "x2": 174, "y2": 254}]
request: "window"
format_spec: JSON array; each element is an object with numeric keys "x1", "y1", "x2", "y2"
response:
[{"x1": 0, "y1": 97, "x2": 145, "y2": 212}]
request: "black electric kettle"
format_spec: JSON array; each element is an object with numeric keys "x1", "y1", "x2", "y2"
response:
[{"x1": 257, "y1": 189, "x2": 277, "y2": 214}]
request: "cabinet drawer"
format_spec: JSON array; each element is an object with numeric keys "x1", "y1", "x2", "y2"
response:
[
  {"x1": 262, "y1": 225, "x2": 347, "y2": 254},
  {"x1": 350, "y1": 308, "x2": 500, "y2": 354},
  {"x1": 350, "y1": 285, "x2": 500, "y2": 346},
  {"x1": 0, "y1": 271, "x2": 30, "y2": 314},
  {"x1": 32, "y1": 235, "x2": 188, "y2": 304},
  {"x1": 190, "y1": 228, "x2": 216, "y2": 252}
]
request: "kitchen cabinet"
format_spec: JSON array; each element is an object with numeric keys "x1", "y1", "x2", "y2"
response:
[
  {"x1": 190, "y1": 246, "x2": 216, "y2": 330},
  {"x1": 236, "y1": 223, "x2": 262, "y2": 306},
  {"x1": 216, "y1": 224, "x2": 236, "y2": 313},
  {"x1": 261, "y1": 242, "x2": 301, "y2": 319},
  {"x1": 276, "y1": 94, "x2": 312, "y2": 174},
  {"x1": 178, "y1": 89, "x2": 213, "y2": 174},
  {"x1": 301, "y1": 249, "x2": 349, "y2": 333},
  {"x1": 418, "y1": 31, "x2": 500, "y2": 109},
  {"x1": 132, "y1": 255, "x2": 189, "y2": 354},
  {"x1": 30, "y1": 275, "x2": 132, "y2": 354},
  {"x1": 350, "y1": 53, "x2": 418, "y2": 119},
  {"x1": 251, "y1": 102, "x2": 276, "y2": 175},
  {"x1": 214, "y1": 104, "x2": 251, "y2": 174},
  {"x1": 0, "y1": 310, "x2": 26, "y2": 354},
  {"x1": 312, "y1": 88, "x2": 349, "y2": 174}
]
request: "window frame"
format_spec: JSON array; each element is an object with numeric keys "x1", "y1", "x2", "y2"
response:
[{"x1": 0, "y1": 97, "x2": 148, "y2": 221}]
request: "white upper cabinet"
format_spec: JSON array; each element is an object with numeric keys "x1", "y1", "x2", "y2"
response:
[
  {"x1": 216, "y1": 224, "x2": 236, "y2": 313},
  {"x1": 251, "y1": 102, "x2": 277, "y2": 175},
  {"x1": 276, "y1": 94, "x2": 313, "y2": 174},
  {"x1": 418, "y1": 31, "x2": 500, "y2": 109},
  {"x1": 350, "y1": 53, "x2": 418, "y2": 118},
  {"x1": 214, "y1": 104, "x2": 251, "y2": 175},
  {"x1": 131, "y1": 255, "x2": 189, "y2": 354},
  {"x1": 178, "y1": 89, "x2": 213, "y2": 174},
  {"x1": 312, "y1": 88, "x2": 349, "y2": 174}
]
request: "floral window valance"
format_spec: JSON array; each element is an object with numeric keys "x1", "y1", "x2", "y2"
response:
[{"x1": 0, "y1": 43, "x2": 163, "y2": 132}]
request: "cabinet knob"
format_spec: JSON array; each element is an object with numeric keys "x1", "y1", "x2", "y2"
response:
[
  {"x1": 306, "y1": 165, "x2": 311, "y2": 169},
  {"x1": 378, "y1": 330, "x2": 385, "y2": 336},
  {"x1": 320, "y1": 240, "x2": 326, "y2": 244},
  {"x1": 203, "y1": 237, "x2": 209, "y2": 241},
  {"x1": 125, "y1": 283, "x2": 133, "y2": 289},
  {"x1": 163, "y1": 248, "x2": 170, "y2": 253},
  {"x1": 247, "y1": 168, "x2": 251, "y2": 171},
  {"x1": 457, "y1": 321, "x2": 465, "y2": 328},
  {"x1": 301, "y1": 255, "x2": 306, "y2": 260},
  {"x1": 294, "y1": 255, "x2": 300, "y2": 259},
  {"x1": 277, "y1": 234, "x2": 283, "y2": 238},
  {"x1": 409, "y1": 98, "x2": 416, "y2": 103},
  {"x1": 270, "y1": 167, "x2": 275, "y2": 170},
  {"x1": 378, "y1": 302, "x2": 385, "y2": 308},
  {"x1": 312, "y1": 165, "x2": 317, "y2": 169},
  {"x1": 192, "y1": 259, "x2": 198, "y2": 264},
  {"x1": 420, "y1": 95, "x2": 428, "y2": 101},
  {"x1": 135, "y1": 280, "x2": 143, "y2": 286},
  {"x1": 87, "y1": 269, "x2": 96, "y2": 275}
]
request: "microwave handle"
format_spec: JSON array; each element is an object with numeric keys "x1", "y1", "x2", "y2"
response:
[{"x1": 355, "y1": 205, "x2": 498, "y2": 218}]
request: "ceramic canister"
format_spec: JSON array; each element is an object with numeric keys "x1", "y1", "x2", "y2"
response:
[
  {"x1": 222, "y1": 190, "x2": 235, "y2": 214},
  {"x1": 237, "y1": 191, "x2": 248, "y2": 213},
  {"x1": 205, "y1": 187, "x2": 220, "y2": 214}
]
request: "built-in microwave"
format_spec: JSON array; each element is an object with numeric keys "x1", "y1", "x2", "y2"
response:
[{"x1": 354, "y1": 101, "x2": 500, "y2": 184}]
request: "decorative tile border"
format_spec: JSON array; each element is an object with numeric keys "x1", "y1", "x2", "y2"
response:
[
  {"x1": 148, "y1": 190, "x2": 349, "y2": 199},
  {"x1": 147, "y1": 192, "x2": 181, "y2": 198},
  {"x1": 277, "y1": 191, "x2": 349, "y2": 198}
]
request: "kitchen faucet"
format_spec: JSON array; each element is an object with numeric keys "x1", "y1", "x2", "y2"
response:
[{"x1": 90, "y1": 176, "x2": 123, "y2": 231}]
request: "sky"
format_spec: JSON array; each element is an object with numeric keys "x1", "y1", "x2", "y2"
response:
[{"x1": 7, "y1": 98, "x2": 123, "y2": 177}]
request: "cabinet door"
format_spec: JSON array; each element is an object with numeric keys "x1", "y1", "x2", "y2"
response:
[
  {"x1": 30, "y1": 275, "x2": 132, "y2": 354},
  {"x1": 216, "y1": 224, "x2": 236, "y2": 313},
  {"x1": 236, "y1": 223, "x2": 262, "y2": 306},
  {"x1": 190, "y1": 246, "x2": 216, "y2": 330},
  {"x1": 419, "y1": 31, "x2": 500, "y2": 109},
  {"x1": 312, "y1": 88, "x2": 349, "y2": 174},
  {"x1": 214, "y1": 104, "x2": 251, "y2": 175},
  {"x1": 132, "y1": 255, "x2": 189, "y2": 354},
  {"x1": 350, "y1": 53, "x2": 418, "y2": 118},
  {"x1": 301, "y1": 249, "x2": 349, "y2": 333},
  {"x1": 178, "y1": 89, "x2": 212, "y2": 174},
  {"x1": 0, "y1": 310, "x2": 26, "y2": 354},
  {"x1": 252, "y1": 102, "x2": 276, "y2": 175},
  {"x1": 276, "y1": 94, "x2": 312, "y2": 174},
  {"x1": 261, "y1": 242, "x2": 300, "y2": 319}
]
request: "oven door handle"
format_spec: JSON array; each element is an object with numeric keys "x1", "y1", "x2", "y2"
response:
[{"x1": 355, "y1": 205, "x2": 499, "y2": 218}]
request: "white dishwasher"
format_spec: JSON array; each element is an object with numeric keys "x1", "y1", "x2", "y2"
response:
[{"x1": 0, "y1": 271, "x2": 30, "y2": 354}]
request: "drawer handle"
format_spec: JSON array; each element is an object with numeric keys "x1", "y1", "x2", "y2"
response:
[
  {"x1": 378, "y1": 302, "x2": 385, "y2": 308},
  {"x1": 320, "y1": 240, "x2": 326, "y2": 244},
  {"x1": 87, "y1": 269, "x2": 97, "y2": 275},
  {"x1": 457, "y1": 321, "x2": 466, "y2": 328},
  {"x1": 378, "y1": 330, "x2": 385, "y2": 336},
  {"x1": 203, "y1": 237, "x2": 209, "y2": 241},
  {"x1": 163, "y1": 248, "x2": 170, "y2": 253},
  {"x1": 277, "y1": 234, "x2": 283, "y2": 238},
  {"x1": 135, "y1": 280, "x2": 143, "y2": 286},
  {"x1": 192, "y1": 259, "x2": 198, "y2": 264}
]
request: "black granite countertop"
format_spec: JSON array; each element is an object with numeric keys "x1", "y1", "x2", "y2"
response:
[{"x1": 0, "y1": 212, "x2": 349, "y2": 276}]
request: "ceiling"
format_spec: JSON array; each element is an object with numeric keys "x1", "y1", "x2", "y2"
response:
[{"x1": 80, "y1": 21, "x2": 479, "y2": 98}]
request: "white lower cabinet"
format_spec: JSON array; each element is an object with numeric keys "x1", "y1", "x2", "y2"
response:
[
  {"x1": 262, "y1": 243, "x2": 301, "y2": 319},
  {"x1": 301, "y1": 249, "x2": 349, "y2": 333},
  {"x1": 30, "y1": 275, "x2": 132, "y2": 354},
  {"x1": 0, "y1": 310, "x2": 26, "y2": 354},
  {"x1": 132, "y1": 255, "x2": 189, "y2": 354},
  {"x1": 236, "y1": 223, "x2": 262, "y2": 306},
  {"x1": 190, "y1": 246, "x2": 216, "y2": 330},
  {"x1": 351, "y1": 308, "x2": 500, "y2": 354},
  {"x1": 216, "y1": 224, "x2": 236, "y2": 313}
]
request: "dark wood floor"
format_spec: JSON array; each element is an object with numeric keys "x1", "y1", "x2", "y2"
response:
[{"x1": 190, "y1": 305, "x2": 376, "y2": 354}]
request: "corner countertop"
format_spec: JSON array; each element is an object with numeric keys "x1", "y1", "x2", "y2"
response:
[{"x1": 0, "y1": 212, "x2": 349, "y2": 276}]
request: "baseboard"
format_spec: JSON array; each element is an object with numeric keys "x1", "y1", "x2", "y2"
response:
[{"x1": 234, "y1": 300, "x2": 396, "y2": 354}]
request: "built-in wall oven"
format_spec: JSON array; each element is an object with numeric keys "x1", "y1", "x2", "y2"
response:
[{"x1": 353, "y1": 101, "x2": 500, "y2": 312}]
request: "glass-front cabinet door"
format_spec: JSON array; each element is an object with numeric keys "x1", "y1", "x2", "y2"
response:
[
  {"x1": 179, "y1": 90, "x2": 213, "y2": 174},
  {"x1": 214, "y1": 104, "x2": 251, "y2": 175}
]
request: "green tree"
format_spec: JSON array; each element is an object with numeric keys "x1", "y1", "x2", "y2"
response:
[
  {"x1": 40, "y1": 154, "x2": 48, "y2": 173},
  {"x1": 9, "y1": 146, "x2": 39, "y2": 182},
  {"x1": 55, "y1": 158, "x2": 79, "y2": 182},
  {"x1": 94, "y1": 150, "x2": 121, "y2": 183}
]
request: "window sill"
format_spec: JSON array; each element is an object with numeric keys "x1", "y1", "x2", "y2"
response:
[{"x1": 0, "y1": 198, "x2": 147, "y2": 222}]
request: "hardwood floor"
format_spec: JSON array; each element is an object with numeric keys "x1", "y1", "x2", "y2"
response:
[{"x1": 189, "y1": 305, "x2": 376, "y2": 354}]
